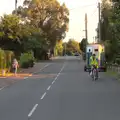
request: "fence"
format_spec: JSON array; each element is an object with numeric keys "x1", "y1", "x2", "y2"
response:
[{"x1": 107, "y1": 63, "x2": 120, "y2": 74}]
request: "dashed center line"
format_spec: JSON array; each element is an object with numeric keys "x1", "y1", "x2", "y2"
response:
[
  {"x1": 52, "y1": 80, "x2": 55, "y2": 84},
  {"x1": 28, "y1": 104, "x2": 38, "y2": 117},
  {"x1": 41, "y1": 92, "x2": 46, "y2": 100},
  {"x1": 24, "y1": 77, "x2": 28, "y2": 79},
  {"x1": 0, "y1": 87, "x2": 5, "y2": 91},
  {"x1": 27, "y1": 62, "x2": 66, "y2": 118},
  {"x1": 54, "y1": 77, "x2": 57, "y2": 80},
  {"x1": 47, "y1": 86, "x2": 51, "y2": 90}
]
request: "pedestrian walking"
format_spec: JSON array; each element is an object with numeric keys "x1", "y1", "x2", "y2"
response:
[{"x1": 12, "y1": 58, "x2": 19, "y2": 76}]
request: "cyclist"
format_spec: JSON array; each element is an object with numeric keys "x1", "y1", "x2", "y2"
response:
[{"x1": 89, "y1": 54, "x2": 99, "y2": 78}]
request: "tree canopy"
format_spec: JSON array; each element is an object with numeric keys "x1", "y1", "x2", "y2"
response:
[
  {"x1": 97, "y1": 0, "x2": 120, "y2": 62},
  {"x1": 63, "y1": 39, "x2": 81, "y2": 55},
  {"x1": 0, "y1": 0, "x2": 69, "y2": 59},
  {"x1": 79, "y1": 38, "x2": 87, "y2": 53}
]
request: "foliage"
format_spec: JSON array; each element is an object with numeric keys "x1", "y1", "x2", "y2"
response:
[
  {"x1": 55, "y1": 40, "x2": 63, "y2": 56},
  {"x1": 99, "y1": 0, "x2": 120, "y2": 62},
  {"x1": 19, "y1": 51, "x2": 34, "y2": 68},
  {"x1": 80, "y1": 38, "x2": 87, "y2": 53},
  {"x1": 63, "y1": 39, "x2": 80, "y2": 55},
  {"x1": 16, "y1": 0, "x2": 69, "y2": 50},
  {"x1": 0, "y1": 0, "x2": 69, "y2": 61},
  {"x1": 0, "y1": 49, "x2": 14, "y2": 72}
]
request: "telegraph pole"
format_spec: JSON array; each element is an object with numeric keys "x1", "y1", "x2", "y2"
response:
[
  {"x1": 15, "y1": 0, "x2": 17, "y2": 14},
  {"x1": 85, "y1": 13, "x2": 88, "y2": 44},
  {"x1": 98, "y1": 2, "x2": 101, "y2": 43}
]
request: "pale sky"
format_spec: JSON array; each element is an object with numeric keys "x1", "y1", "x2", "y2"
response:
[{"x1": 0, "y1": 0, "x2": 100, "y2": 43}]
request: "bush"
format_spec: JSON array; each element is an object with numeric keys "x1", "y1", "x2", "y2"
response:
[
  {"x1": 115, "y1": 58, "x2": 120, "y2": 65},
  {"x1": 0, "y1": 49, "x2": 14, "y2": 73},
  {"x1": 5, "y1": 50, "x2": 14, "y2": 69},
  {"x1": 0, "y1": 49, "x2": 14, "y2": 68},
  {"x1": 20, "y1": 51, "x2": 35, "y2": 68}
]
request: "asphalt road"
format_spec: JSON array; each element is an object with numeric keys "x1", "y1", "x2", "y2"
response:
[{"x1": 0, "y1": 56, "x2": 120, "y2": 120}]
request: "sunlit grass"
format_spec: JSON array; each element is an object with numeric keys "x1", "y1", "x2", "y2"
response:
[{"x1": 106, "y1": 70, "x2": 120, "y2": 80}]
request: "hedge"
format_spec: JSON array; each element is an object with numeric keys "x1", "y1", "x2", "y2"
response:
[{"x1": 0, "y1": 49, "x2": 14, "y2": 72}]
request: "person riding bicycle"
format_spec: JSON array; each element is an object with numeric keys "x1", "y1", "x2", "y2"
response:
[{"x1": 89, "y1": 54, "x2": 99, "y2": 78}]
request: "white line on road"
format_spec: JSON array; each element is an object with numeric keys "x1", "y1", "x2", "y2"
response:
[
  {"x1": 47, "y1": 86, "x2": 51, "y2": 90},
  {"x1": 54, "y1": 63, "x2": 65, "y2": 81},
  {"x1": 28, "y1": 104, "x2": 38, "y2": 117},
  {"x1": 0, "y1": 87, "x2": 5, "y2": 91},
  {"x1": 41, "y1": 92, "x2": 46, "y2": 100},
  {"x1": 41, "y1": 63, "x2": 51, "y2": 70},
  {"x1": 24, "y1": 77, "x2": 28, "y2": 79},
  {"x1": 54, "y1": 77, "x2": 58, "y2": 81},
  {"x1": 33, "y1": 63, "x2": 51, "y2": 74},
  {"x1": 24, "y1": 63, "x2": 52, "y2": 80},
  {"x1": 52, "y1": 80, "x2": 55, "y2": 84}
]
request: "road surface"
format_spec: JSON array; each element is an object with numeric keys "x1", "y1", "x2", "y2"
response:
[{"x1": 0, "y1": 56, "x2": 120, "y2": 120}]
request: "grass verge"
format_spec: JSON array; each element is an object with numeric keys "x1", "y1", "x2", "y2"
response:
[{"x1": 106, "y1": 69, "x2": 120, "y2": 81}]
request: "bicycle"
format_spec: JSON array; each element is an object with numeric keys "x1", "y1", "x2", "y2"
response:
[{"x1": 90, "y1": 65, "x2": 98, "y2": 81}]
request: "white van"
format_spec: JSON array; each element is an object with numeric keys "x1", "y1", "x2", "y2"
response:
[{"x1": 84, "y1": 43, "x2": 106, "y2": 72}]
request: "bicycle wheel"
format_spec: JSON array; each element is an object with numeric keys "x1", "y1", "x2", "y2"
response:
[{"x1": 92, "y1": 69, "x2": 96, "y2": 81}]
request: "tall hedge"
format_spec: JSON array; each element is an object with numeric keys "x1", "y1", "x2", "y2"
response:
[{"x1": 0, "y1": 49, "x2": 14, "y2": 71}]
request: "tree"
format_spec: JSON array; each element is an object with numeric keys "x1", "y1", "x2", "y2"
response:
[
  {"x1": 0, "y1": 14, "x2": 42, "y2": 55},
  {"x1": 100, "y1": 0, "x2": 112, "y2": 41},
  {"x1": 80, "y1": 38, "x2": 87, "y2": 53},
  {"x1": 63, "y1": 39, "x2": 80, "y2": 55},
  {"x1": 22, "y1": 0, "x2": 69, "y2": 48},
  {"x1": 98, "y1": 0, "x2": 120, "y2": 62},
  {"x1": 55, "y1": 40, "x2": 63, "y2": 56},
  {"x1": 0, "y1": 0, "x2": 69, "y2": 60},
  {"x1": 0, "y1": 14, "x2": 22, "y2": 54}
]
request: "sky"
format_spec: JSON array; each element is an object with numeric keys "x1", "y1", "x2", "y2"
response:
[{"x1": 0, "y1": 0, "x2": 100, "y2": 43}]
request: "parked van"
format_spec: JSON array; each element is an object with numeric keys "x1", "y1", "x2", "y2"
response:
[{"x1": 84, "y1": 43, "x2": 106, "y2": 72}]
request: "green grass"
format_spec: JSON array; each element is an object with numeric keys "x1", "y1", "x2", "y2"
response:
[{"x1": 106, "y1": 69, "x2": 120, "y2": 81}]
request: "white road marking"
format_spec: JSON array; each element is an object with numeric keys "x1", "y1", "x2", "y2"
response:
[
  {"x1": 33, "y1": 63, "x2": 51, "y2": 74},
  {"x1": 40, "y1": 64, "x2": 51, "y2": 70},
  {"x1": 41, "y1": 92, "x2": 46, "y2": 100},
  {"x1": 0, "y1": 87, "x2": 5, "y2": 91},
  {"x1": 54, "y1": 63, "x2": 65, "y2": 81},
  {"x1": 52, "y1": 80, "x2": 55, "y2": 84},
  {"x1": 47, "y1": 86, "x2": 51, "y2": 90},
  {"x1": 24, "y1": 63, "x2": 52, "y2": 80},
  {"x1": 28, "y1": 104, "x2": 38, "y2": 117},
  {"x1": 46, "y1": 63, "x2": 65, "y2": 95},
  {"x1": 24, "y1": 77, "x2": 28, "y2": 79},
  {"x1": 54, "y1": 77, "x2": 58, "y2": 80}
]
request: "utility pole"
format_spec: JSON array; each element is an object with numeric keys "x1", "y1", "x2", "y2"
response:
[
  {"x1": 98, "y1": 2, "x2": 101, "y2": 43},
  {"x1": 85, "y1": 13, "x2": 88, "y2": 44},
  {"x1": 65, "y1": 43, "x2": 66, "y2": 55},
  {"x1": 15, "y1": 0, "x2": 17, "y2": 14}
]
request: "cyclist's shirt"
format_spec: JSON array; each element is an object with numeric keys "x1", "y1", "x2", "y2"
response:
[{"x1": 90, "y1": 56, "x2": 98, "y2": 68}]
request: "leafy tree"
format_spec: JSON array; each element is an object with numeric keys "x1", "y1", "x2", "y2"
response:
[
  {"x1": 100, "y1": 0, "x2": 112, "y2": 41},
  {"x1": 0, "y1": 0, "x2": 69, "y2": 60},
  {"x1": 22, "y1": 0, "x2": 69, "y2": 48},
  {"x1": 98, "y1": 0, "x2": 120, "y2": 62},
  {"x1": 55, "y1": 40, "x2": 63, "y2": 56},
  {"x1": 80, "y1": 38, "x2": 87, "y2": 53},
  {"x1": 67, "y1": 39, "x2": 80, "y2": 52},
  {"x1": 63, "y1": 39, "x2": 80, "y2": 55},
  {"x1": 0, "y1": 14, "x2": 22, "y2": 54}
]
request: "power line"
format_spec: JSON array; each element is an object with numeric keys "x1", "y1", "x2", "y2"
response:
[
  {"x1": 91, "y1": 8, "x2": 98, "y2": 16},
  {"x1": 69, "y1": 3, "x2": 97, "y2": 11}
]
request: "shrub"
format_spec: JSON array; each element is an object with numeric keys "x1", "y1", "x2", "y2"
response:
[
  {"x1": 5, "y1": 50, "x2": 14, "y2": 69},
  {"x1": 0, "y1": 49, "x2": 14, "y2": 73},
  {"x1": 20, "y1": 51, "x2": 35, "y2": 68}
]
